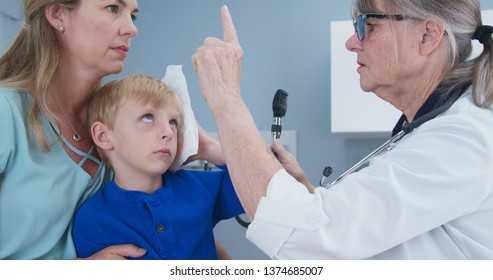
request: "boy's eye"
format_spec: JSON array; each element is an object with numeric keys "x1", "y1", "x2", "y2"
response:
[{"x1": 142, "y1": 114, "x2": 154, "y2": 123}]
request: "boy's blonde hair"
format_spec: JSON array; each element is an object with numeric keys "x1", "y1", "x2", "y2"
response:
[{"x1": 88, "y1": 75, "x2": 184, "y2": 166}]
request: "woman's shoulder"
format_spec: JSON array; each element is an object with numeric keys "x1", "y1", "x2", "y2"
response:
[
  {"x1": 0, "y1": 88, "x2": 32, "y2": 128},
  {"x1": 0, "y1": 87, "x2": 28, "y2": 97},
  {"x1": 0, "y1": 87, "x2": 30, "y2": 112}
]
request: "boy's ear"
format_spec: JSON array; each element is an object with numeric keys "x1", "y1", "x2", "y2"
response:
[
  {"x1": 44, "y1": 3, "x2": 69, "y2": 31},
  {"x1": 91, "y1": 121, "x2": 114, "y2": 151}
]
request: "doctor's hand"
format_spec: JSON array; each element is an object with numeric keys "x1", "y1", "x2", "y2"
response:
[
  {"x1": 272, "y1": 140, "x2": 315, "y2": 193},
  {"x1": 191, "y1": 5, "x2": 243, "y2": 109}
]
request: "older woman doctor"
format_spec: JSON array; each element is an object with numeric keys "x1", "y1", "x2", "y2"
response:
[{"x1": 192, "y1": 0, "x2": 493, "y2": 259}]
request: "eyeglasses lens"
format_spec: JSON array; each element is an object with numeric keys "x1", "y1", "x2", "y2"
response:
[{"x1": 355, "y1": 14, "x2": 366, "y2": 41}]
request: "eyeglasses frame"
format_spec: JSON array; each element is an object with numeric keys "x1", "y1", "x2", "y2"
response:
[{"x1": 354, "y1": 13, "x2": 408, "y2": 41}]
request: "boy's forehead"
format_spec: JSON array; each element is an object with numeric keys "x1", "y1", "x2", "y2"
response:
[{"x1": 125, "y1": 99, "x2": 181, "y2": 113}]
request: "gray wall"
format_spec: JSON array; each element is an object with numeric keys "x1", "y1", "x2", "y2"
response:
[
  {"x1": 2, "y1": 0, "x2": 493, "y2": 260},
  {"x1": 0, "y1": 1, "x2": 22, "y2": 53}
]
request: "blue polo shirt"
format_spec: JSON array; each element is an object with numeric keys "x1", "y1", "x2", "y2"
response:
[{"x1": 72, "y1": 165, "x2": 244, "y2": 259}]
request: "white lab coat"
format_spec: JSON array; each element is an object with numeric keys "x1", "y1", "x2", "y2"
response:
[{"x1": 246, "y1": 90, "x2": 493, "y2": 259}]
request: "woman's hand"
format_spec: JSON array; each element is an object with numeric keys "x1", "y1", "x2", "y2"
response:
[
  {"x1": 272, "y1": 140, "x2": 315, "y2": 192},
  {"x1": 78, "y1": 244, "x2": 147, "y2": 260}
]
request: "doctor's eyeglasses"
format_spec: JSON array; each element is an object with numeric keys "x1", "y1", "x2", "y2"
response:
[{"x1": 354, "y1": 13, "x2": 408, "y2": 41}]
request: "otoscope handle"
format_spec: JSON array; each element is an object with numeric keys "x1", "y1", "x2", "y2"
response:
[
  {"x1": 271, "y1": 89, "x2": 288, "y2": 142},
  {"x1": 272, "y1": 117, "x2": 282, "y2": 141}
]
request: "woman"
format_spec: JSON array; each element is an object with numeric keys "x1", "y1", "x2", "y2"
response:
[
  {"x1": 192, "y1": 1, "x2": 493, "y2": 259},
  {"x1": 0, "y1": 0, "x2": 147, "y2": 259},
  {"x1": 1, "y1": 0, "x2": 230, "y2": 260}
]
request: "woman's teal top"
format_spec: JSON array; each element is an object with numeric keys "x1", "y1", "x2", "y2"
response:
[{"x1": 0, "y1": 88, "x2": 112, "y2": 259}]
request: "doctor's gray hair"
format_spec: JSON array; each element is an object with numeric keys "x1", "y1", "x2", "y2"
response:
[{"x1": 352, "y1": 0, "x2": 493, "y2": 107}]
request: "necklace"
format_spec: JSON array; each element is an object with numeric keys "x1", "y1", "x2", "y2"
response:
[{"x1": 54, "y1": 98, "x2": 87, "y2": 142}]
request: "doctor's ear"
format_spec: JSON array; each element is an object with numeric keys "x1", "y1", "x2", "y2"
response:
[
  {"x1": 419, "y1": 17, "x2": 447, "y2": 56},
  {"x1": 91, "y1": 121, "x2": 114, "y2": 151}
]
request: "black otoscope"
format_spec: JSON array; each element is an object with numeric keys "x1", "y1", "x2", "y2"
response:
[{"x1": 272, "y1": 89, "x2": 289, "y2": 142}]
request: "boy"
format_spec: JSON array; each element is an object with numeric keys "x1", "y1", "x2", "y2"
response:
[{"x1": 72, "y1": 75, "x2": 243, "y2": 259}]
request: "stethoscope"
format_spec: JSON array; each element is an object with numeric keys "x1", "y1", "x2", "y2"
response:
[
  {"x1": 319, "y1": 84, "x2": 468, "y2": 188},
  {"x1": 233, "y1": 84, "x2": 468, "y2": 227}
]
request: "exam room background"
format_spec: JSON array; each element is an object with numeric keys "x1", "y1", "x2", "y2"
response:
[{"x1": 2, "y1": 0, "x2": 492, "y2": 260}]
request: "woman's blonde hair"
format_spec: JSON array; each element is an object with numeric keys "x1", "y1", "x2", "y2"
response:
[
  {"x1": 352, "y1": 0, "x2": 493, "y2": 107},
  {"x1": 0, "y1": 0, "x2": 92, "y2": 151},
  {"x1": 88, "y1": 75, "x2": 184, "y2": 167}
]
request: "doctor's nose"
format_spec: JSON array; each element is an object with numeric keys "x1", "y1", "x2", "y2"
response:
[{"x1": 345, "y1": 33, "x2": 362, "y2": 52}]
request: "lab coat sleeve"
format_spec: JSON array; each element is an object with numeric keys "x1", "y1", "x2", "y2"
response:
[
  {"x1": 246, "y1": 169, "x2": 330, "y2": 259},
  {"x1": 246, "y1": 101, "x2": 493, "y2": 259}
]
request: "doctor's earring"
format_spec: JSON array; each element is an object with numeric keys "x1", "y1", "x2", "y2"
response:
[{"x1": 56, "y1": 24, "x2": 65, "y2": 33}]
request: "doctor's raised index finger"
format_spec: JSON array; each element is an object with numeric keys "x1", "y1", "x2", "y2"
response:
[{"x1": 221, "y1": 5, "x2": 239, "y2": 44}]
